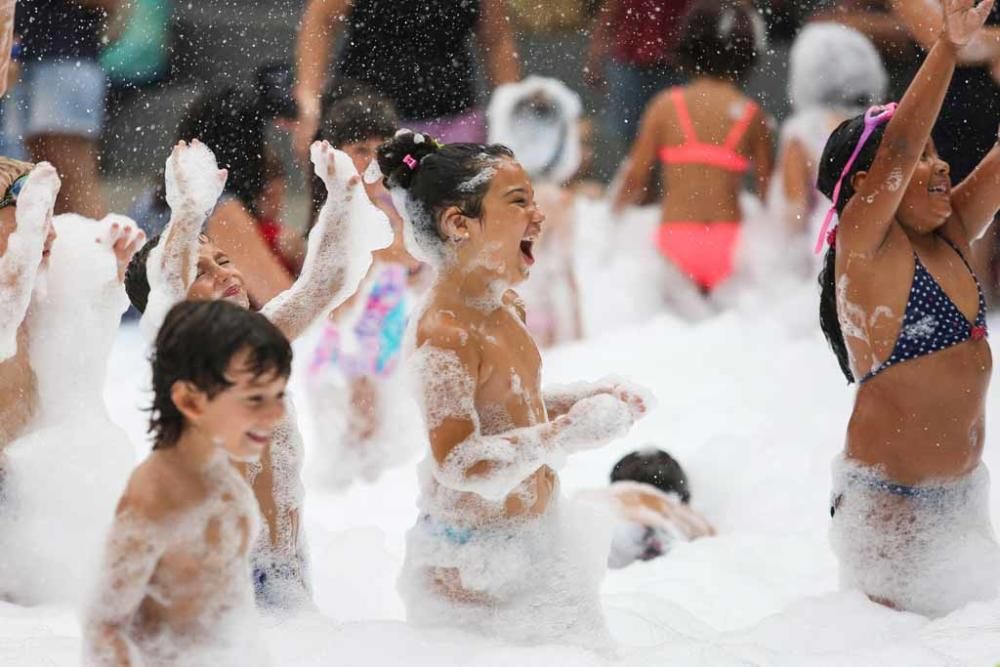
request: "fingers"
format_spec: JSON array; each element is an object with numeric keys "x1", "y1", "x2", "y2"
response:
[{"x1": 977, "y1": 0, "x2": 996, "y2": 21}]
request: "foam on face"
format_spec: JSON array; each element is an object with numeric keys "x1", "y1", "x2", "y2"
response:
[
  {"x1": 0, "y1": 213, "x2": 135, "y2": 605},
  {"x1": 0, "y1": 163, "x2": 58, "y2": 361},
  {"x1": 829, "y1": 456, "x2": 1000, "y2": 617}
]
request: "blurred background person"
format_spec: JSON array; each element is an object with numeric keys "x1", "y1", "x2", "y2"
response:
[
  {"x1": 293, "y1": 0, "x2": 521, "y2": 157},
  {"x1": 9, "y1": 0, "x2": 119, "y2": 217}
]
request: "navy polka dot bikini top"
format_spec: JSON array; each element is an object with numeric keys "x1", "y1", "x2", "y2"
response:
[{"x1": 860, "y1": 236, "x2": 989, "y2": 383}]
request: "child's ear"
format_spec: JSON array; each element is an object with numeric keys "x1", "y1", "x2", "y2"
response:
[
  {"x1": 850, "y1": 170, "x2": 868, "y2": 192},
  {"x1": 439, "y1": 206, "x2": 471, "y2": 244},
  {"x1": 171, "y1": 381, "x2": 207, "y2": 422}
]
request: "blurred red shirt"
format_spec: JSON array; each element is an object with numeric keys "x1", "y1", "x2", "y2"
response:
[{"x1": 611, "y1": 0, "x2": 692, "y2": 67}]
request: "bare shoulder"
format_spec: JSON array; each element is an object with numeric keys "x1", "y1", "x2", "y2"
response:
[
  {"x1": 416, "y1": 307, "x2": 476, "y2": 350},
  {"x1": 118, "y1": 454, "x2": 192, "y2": 523}
]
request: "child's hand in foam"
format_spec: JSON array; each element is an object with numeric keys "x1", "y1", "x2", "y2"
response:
[
  {"x1": 311, "y1": 140, "x2": 361, "y2": 208},
  {"x1": 554, "y1": 393, "x2": 635, "y2": 452},
  {"x1": 164, "y1": 139, "x2": 227, "y2": 217},
  {"x1": 589, "y1": 377, "x2": 655, "y2": 421},
  {"x1": 16, "y1": 162, "x2": 60, "y2": 237},
  {"x1": 97, "y1": 215, "x2": 146, "y2": 282}
]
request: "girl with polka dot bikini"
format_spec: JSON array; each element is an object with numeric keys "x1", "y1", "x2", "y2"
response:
[{"x1": 816, "y1": 0, "x2": 1000, "y2": 617}]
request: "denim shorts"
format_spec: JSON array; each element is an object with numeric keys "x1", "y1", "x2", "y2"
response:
[{"x1": 9, "y1": 58, "x2": 107, "y2": 139}]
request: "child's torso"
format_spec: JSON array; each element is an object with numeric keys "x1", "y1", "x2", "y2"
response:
[{"x1": 840, "y1": 226, "x2": 992, "y2": 483}]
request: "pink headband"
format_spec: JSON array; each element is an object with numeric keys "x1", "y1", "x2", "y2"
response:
[{"x1": 815, "y1": 103, "x2": 897, "y2": 254}]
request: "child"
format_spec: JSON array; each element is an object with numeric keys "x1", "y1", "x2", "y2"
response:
[
  {"x1": 306, "y1": 93, "x2": 427, "y2": 488},
  {"x1": 817, "y1": 0, "x2": 1000, "y2": 616},
  {"x1": 487, "y1": 76, "x2": 584, "y2": 347},
  {"x1": 766, "y1": 22, "x2": 887, "y2": 278},
  {"x1": 602, "y1": 448, "x2": 714, "y2": 569},
  {"x1": 123, "y1": 138, "x2": 389, "y2": 608},
  {"x1": 83, "y1": 300, "x2": 291, "y2": 666},
  {"x1": 0, "y1": 159, "x2": 146, "y2": 604},
  {"x1": 614, "y1": 0, "x2": 772, "y2": 300},
  {"x1": 378, "y1": 130, "x2": 650, "y2": 646}
]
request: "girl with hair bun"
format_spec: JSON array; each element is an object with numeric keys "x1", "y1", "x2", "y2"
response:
[
  {"x1": 816, "y1": 0, "x2": 1000, "y2": 617},
  {"x1": 380, "y1": 130, "x2": 650, "y2": 644}
]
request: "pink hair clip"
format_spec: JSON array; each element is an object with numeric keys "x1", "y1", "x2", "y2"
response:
[{"x1": 403, "y1": 154, "x2": 418, "y2": 170}]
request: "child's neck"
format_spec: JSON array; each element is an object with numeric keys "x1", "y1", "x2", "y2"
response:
[
  {"x1": 172, "y1": 428, "x2": 226, "y2": 473},
  {"x1": 435, "y1": 263, "x2": 509, "y2": 312},
  {"x1": 689, "y1": 75, "x2": 739, "y2": 91}
]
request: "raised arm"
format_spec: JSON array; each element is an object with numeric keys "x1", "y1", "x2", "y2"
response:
[
  {"x1": 0, "y1": 0, "x2": 15, "y2": 98},
  {"x1": 839, "y1": 0, "x2": 993, "y2": 256},
  {"x1": 140, "y1": 140, "x2": 227, "y2": 338},
  {"x1": 612, "y1": 95, "x2": 664, "y2": 212},
  {"x1": 0, "y1": 162, "x2": 58, "y2": 361},
  {"x1": 262, "y1": 141, "x2": 390, "y2": 340},
  {"x1": 293, "y1": 0, "x2": 352, "y2": 159},
  {"x1": 82, "y1": 494, "x2": 166, "y2": 667},
  {"x1": 891, "y1": 0, "x2": 1000, "y2": 63},
  {"x1": 477, "y1": 0, "x2": 521, "y2": 86},
  {"x1": 418, "y1": 322, "x2": 642, "y2": 501},
  {"x1": 950, "y1": 134, "x2": 1000, "y2": 240}
]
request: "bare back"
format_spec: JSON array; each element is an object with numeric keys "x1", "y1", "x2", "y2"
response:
[{"x1": 0, "y1": 324, "x2": 35, "y2": 451}]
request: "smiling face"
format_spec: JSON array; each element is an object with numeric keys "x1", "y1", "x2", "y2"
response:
[
  {"x1": 453, "y1": 160, "x2": 545, "y2": 286},
  {"x1": 191, "y1": 347, "x2": 288, "y2": 463},
  {"x1": 342, "y1": 137, "x2": 385, "y2": 176},
  {"x1": 186, "y1": 237, "x2": 250, "y2": 308},
  {"x1": 896, "y1": 138, "x2": 952, "y2": 234}
]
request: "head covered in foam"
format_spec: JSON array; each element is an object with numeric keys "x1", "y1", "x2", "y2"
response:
[
  {"x1": 788, "y1": 22, "x2": 887, "y2": 114},
  {"x1": 487, "y1": 76, "x2": 582, "y2": 184},
  {"x1": 376, "y1": 130, "x2": 514, "y2": 265}
]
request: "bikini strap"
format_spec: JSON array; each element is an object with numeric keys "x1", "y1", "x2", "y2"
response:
[
  {"x1": 723, "y1": 100, "x2": 759, "y2": 151},
  {"x1": 670, "y1": 88, "x2": 698, "y2": 143},
  {"x1": 937, "y1": 233, "x2": 975, "y2": 273}
]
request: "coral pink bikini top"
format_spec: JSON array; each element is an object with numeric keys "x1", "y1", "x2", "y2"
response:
[{"x1": 658, "y1": 88, "x2": 758, "y2": 173}]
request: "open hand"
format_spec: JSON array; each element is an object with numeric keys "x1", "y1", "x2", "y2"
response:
[
  {"x1": 944, "y1": 0, "x2": 996, "y2": 48},
  {"x1": 311, "y1": 140, "x2": 361, "y2": 206},
  {"x1": 164, "y1": 139, "x2": 228, "y2": 217},
  {"x1": 97, "y1": 215, "x2": 146, "y2": 282}
]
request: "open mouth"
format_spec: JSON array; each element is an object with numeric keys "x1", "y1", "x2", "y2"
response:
[
  {"x1": 246, "y1": 429, "x2": 271, "y2": 446},
  {"x1": 928, "y1": 182, "x2": 949, "y2": 196},
  {"x1": 520, "y1": 239, "x2": 535, "y2": 265}
]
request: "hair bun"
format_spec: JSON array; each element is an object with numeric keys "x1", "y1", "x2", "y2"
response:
[{"x1": 376, "y1": 129, "x2": 441, "y2": 190}]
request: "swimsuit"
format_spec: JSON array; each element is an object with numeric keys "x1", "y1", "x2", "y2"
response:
[
  {"x1": 655, "y1": 88, "x2": 758, "y2": 292},
  {"x1": 309, "y1": 263, "x2": 409, "y2": 380},
  {"x1": 860, "y1": 235, "x2": 988, "y2": 383}
]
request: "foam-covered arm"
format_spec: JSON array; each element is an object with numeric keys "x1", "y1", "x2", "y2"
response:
[
  {"x1": 83, "y1": 508, "x2": 166, "y2": 667},
  {"x1": 418, "y1": 333, "x2": 641, "y2": 501},
  {"x1": 0, "y1": 163, "x2": 58, "y2": 361},
  {"x1": 263, "y1": 142, "x2": 391, "y2": 341},
  {"x1": 140, "y1": 140, "x2": 226, "y2": 339},
  {"x1": 544, "y1": 376, "x2": 654, "y2": 421}
]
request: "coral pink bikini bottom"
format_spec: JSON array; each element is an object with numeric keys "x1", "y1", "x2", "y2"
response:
[{"x1": 655, "y1": 221, "x2": 741, "y2": 292}]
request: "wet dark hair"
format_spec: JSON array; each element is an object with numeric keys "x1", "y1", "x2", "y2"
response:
[
  {"x1": 816, "y1": 113, "x2": 889, "y2": 383},
  {"x1": 677, "y1": 0, "x2": 763, "y2": 82},
  {"x1": 124, "y1": 234, "x2": 161, "y2": 313},
  {"x1": 376, "y1": 131, "x2": 513, "y2": 255},
  {"x1": 611, "y1": 449, "x2": 691, "y2": 504},
  {"x1": 309, "y1": 93, "x2": 399, "y2": 226},
  {"x1": 149, "y1": 300, "x2": 292, "y2": 449}
]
